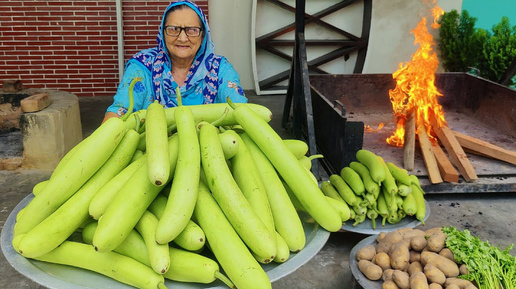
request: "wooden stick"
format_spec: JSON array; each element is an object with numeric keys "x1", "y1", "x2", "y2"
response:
[
  {"x1": 417, "y1": 123, "x2": 443, "y2": 184},
  {"x1": 462, "y1": 148, "x2": 493, "y2": 159},
  {"x1": 430, "y1": 140, "x2": 460, "y2": 183},
  {"x1": 432, "y1": 125, "x2": 478, "y2": 182},
  {"x1": 453, "y1": 131, "x2": 516, "y2": 166},
  {"x1": 403, "y1": 111, "x2": 416, "y2": 171}
]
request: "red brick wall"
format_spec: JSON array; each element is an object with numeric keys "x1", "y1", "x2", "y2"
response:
[{"x1": 0, "y1": 0, "x2": 209, "y2": 98}]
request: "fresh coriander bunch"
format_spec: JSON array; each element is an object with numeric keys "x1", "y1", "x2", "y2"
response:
[{"x1": 442, "y1": 226, "x2": 516, "y2": 289}]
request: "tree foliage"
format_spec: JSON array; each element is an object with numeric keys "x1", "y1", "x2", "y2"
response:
[
  {"x1": 477, "y1": 17, "x2": 516, "y2": 83},
  {"x1": 437, "y1": 10, "x2": 516, "y2": 87},
  {"x1": 438, "y1": 10, "x2": 484, "y2": 72}
]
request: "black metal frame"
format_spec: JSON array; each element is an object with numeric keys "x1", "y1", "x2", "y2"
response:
[
  {"x1": 282, "y1": 0, "x2": 367, "y2": 179},
  {"x1": 257, "y1": 0, "x2": 372, "y2": 91},
  {"x1": 282, "y1": 0, "x2": 319, "y2": 177}
]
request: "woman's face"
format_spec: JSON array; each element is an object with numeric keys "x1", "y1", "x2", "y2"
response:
[{"x1": 164, "y1": 7, "x2": 203, "y2": 64}]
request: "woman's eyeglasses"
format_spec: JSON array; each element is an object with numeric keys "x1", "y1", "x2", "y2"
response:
[{"x1": 164, "y1": 26, "x2": 203, "y2": 37}]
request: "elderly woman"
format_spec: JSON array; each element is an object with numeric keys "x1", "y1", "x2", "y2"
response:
[{"x1": 103, "y1": 0, "x2": 247, "y2": 122}]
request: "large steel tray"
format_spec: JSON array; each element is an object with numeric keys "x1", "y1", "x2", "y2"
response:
[{"x1": 1, "y1": 194, "x2": 330, "y2": 289}]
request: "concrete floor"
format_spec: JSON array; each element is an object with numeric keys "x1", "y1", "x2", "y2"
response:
[{"x1": 1, "y1": 92, "x2": 515, "y2": 289}]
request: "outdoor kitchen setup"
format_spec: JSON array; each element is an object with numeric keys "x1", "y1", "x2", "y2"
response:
[
  {"x1": 308, "y1": 72, "x2": 516, "y2": 194},
  {"x1": 283, "y1": 0, "x2": 516, "y2": 194}
]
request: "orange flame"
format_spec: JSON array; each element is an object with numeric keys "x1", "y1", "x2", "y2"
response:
[
  {"x1": 365, "y1": 123, "x2": 384, "y2": 132},
  {"x1": 386, "y1": 0, "x2": 446, "y2": 147},
  {"x1": 431, "y1": 4, "x2": 445, "y2": 29}
]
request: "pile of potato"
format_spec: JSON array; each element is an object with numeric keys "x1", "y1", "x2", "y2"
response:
[{"x1": 355, "y1": 227, "x2": 477, "y2": 289}]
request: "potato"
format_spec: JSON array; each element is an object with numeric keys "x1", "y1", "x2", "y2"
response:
[
  {"x1": 445, "y1": 284, "x2": 460, "y2": 289},
  {"x1": 390, "y1": 241, "x2": 410, "y2": 271},
  {"x1": 376, "y1": 230, "x2": 404, "y2": 254},
  {"x1": 389, "y1": 239, "x2": 411, "y2": 255},
  {"x1": 411, "y1": 235, "x2": 428, "y2": 251},
  {"x1": 397, "y1": 228, "x2": 414, "y2": 235},
  {"x1": 374, "y1": 251, "x2": 391, "y2": 271},
  {"x1": 402, "y1": 228, "x2": 426, "y2": 239},
  {"x1": 410, "y1": 271, "x2": 429, "y2": 289},
  {"x1": 382, "y1": 268, "x2": 395, "y2": 281},
  {"x1": 427, "y1": 231, "x2": 447, "y2": 252},
  {"x1": 444, "y1": 278, "x2": 476, "y2": 288},
  {"x1": 377, "y1": 231, "x2": 388, "y2": 242},
  {"x1": 408, "y1": 261, "x2": 423, "y2": 276},
  {"x1": 429, "y1": 283, "x2": 443, "y2": 289},
  {"x1": 356, "y1": 244, "x2": 376, "y2": 261},
  {"x1": 392, "y1": 270, "x2": 410, "y2": 289},
  {"x1": 425, "y1": 227, "x2": 444, "y2": 236},
  {"x1": 410, "y1": 250, "x2": 421, "y2": 263},
  {"x1": 420, "y1": 251, "x2": 460, "y2": 277},
  {"x1": 438, "y1": 248, "x2": 455, "y2": 262},
  {"x1": 383, "y1": 280, "x2": 400, "y2": 289},
  {"x1": 424, "y1": 263, "x2": 446, "y2": 285},
  {"x1": 358, "y1": 259, "x2": 383, "y2": 281},
  {"x1": 464, "y1": 284, "x2": 478, "y2": 289},
  {"x1": 459, "y1": 264, "x2": 469, "y2": 275}
]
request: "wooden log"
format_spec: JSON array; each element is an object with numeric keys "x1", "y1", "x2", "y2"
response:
[
  {"x1": 430, "y1": 140, "x2": 459, "y2": 183},
  {"x1": 432, "y1": 125, "x2": 478, "y2": 182},
  {"x1": 453, "y1": 131, "x2": 516, "y2": 166},
  {"x1": 20, "y1": 93, "x2": 51, "y2": 113},
  {"x1": 417, "y1": 123, "x2": 443, "y2": 184},
  {"x1": 403, "y1": 111, "x2": 416, "y2": 171}
]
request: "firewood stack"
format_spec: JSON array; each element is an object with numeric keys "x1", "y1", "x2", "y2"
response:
[{"x1": 401, "y1": 111, "x2": 516, "y2": 184}]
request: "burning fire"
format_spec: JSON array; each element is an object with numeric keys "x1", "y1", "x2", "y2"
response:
[
  {"x1": 386, "y1": 0, "x2": 446, "y2": 147},
  {"x1": 365, "y1": 123, "x2": 384, "y2": 132}
]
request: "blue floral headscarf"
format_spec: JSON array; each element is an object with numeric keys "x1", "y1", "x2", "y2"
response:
[{"x1": 131, "y1": 0, "x2": 219, "y2": 107}]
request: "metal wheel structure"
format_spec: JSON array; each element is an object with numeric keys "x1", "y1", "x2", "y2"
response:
[{"x1": 253, "y1": 0, "x2": 372, "y2": 94}]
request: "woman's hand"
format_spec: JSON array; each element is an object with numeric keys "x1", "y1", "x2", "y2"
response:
[{"x1": 102, "y1": 112, "x2": 120, "y2": 123}]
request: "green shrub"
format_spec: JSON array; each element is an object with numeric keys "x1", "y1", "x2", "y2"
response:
[
  {"x1": 438, "y1": 10, "x2": 484, "y2": 73},
  {"x1": 437, "y1": 10, "x2": 516, "y2": 87},
  {"x1": 477, "y1": 17, "x2": 516, "y2": 84}
]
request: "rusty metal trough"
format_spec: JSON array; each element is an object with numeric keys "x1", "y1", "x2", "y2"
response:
[{"x1": 308, "y1": 73, "x2": 516, "y2": 194}]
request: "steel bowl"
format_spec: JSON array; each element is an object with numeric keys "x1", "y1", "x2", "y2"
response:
[{"x1": 349, "y1": 235, "x2": 382, "y2": 289}]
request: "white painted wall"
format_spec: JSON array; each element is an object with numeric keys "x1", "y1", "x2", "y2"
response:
[
  {"x1": 363, "y1": 0, "x2": 462, "y2": 73},
  {"x1": 209, "y1": 0, "x2": 463, "y2": 91},
  {"x1": 208, "y1": 0, "x2": 255, "y2": 89}
]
